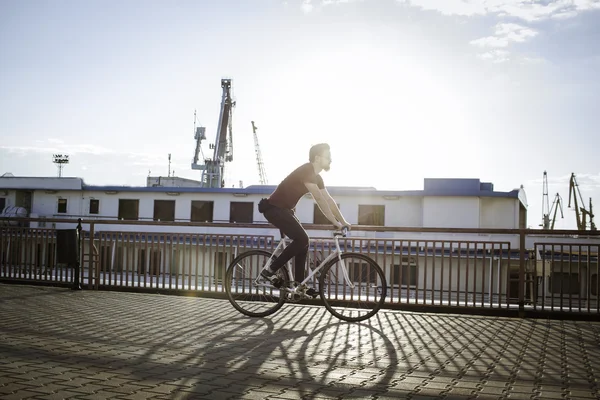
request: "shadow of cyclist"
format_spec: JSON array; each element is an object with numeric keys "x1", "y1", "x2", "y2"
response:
[
  {"x1": 133, "y1": 314, "x2": 309, "y2": 399},
  {"x1": 290, "y1": 317, "x2": 399, "y2": 399}
]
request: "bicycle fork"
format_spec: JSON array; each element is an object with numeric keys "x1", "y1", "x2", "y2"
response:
[{"x1": 333, "y1": 239, "x2": 356, "y2": 290}]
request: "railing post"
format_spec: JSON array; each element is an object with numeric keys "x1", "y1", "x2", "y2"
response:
[
  {"x1": 72, "y1": 218, "x2": 83, "y2": 290},
  {"x1": 89, "y1": 222, "x2": 97, "y2": 290},
  {"x1": 518, "y1": 229, "x2": 525, "y2": 317}
]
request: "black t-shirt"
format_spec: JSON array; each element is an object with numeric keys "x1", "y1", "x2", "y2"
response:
[{"x1": 268, "y1": 162, "x2": 324, "y2": 210}]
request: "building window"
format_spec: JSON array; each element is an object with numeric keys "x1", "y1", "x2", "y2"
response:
[
  {"x1": 549, "y1": 272, "x2": 579, "y2": 295},
  {"x1": 0, "y1": 197, "x2": 5, "y2": 211},
  {"x1": 89, "y1": 199, "x2": 99, "y2": 214},
  {"x1": 57, "y1": 198, "x2": 67, "y2": 214},
  {"x1": 191, "y1": 200, "x2": 214, "y2": 222},
  {"x1": 150, "y1": 249, "x2": 161, "y2": 275},
  {"x1": 213, "y1": 251, "x2": 227, "y2": 284},
  {"x1": 230, "y1": 201, "x2": 253, "y2": 223},
  {"x1": 591, "y1": 273, "x2": 598, "y2": 297},
  {"x1": 100, "y1": 245, "x2": 111, "y2": 272},
  {"x1": 118, "y1": 199, "x2": 139, "y2": 220},
  {"x1": 313, "y1": 203, "x2": 339, "y2": 224},
  {"x1": 138, "y1": 249, "x2": 146, "y2": 274},
  {"x1": 391, "y1": 257, "x2": 418, "y2": 287},
  {"x1": 115, "y1": 246, "x2": 124, "y2": 272},
  {"x1": 153, "y1": 200, "x2": 175, "y2": 221},
  {"x1": 358, "y1": 204, "x2": 385, "y2": 226},
  {"x1": 349, "y1": 262, "x2": 378, "y2": 284}
]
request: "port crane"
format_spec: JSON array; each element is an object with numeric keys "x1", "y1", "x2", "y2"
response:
[
  {"x1": 191, "y1": 78, "x2": 235, "y2": 188},
  {"x1": 251, "y1": 121, "x2": 268, "y2": 185},
  {"x1": 540, "y1": 171, "x2": 564, "y2": 230},
  {"x1": 568, "y1": 172, "x2": 596, "y2": 231}
]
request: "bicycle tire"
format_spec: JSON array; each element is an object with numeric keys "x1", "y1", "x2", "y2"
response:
[
  {"x1": 319, "y1": 252, "x2": 387, "y2": 322},
  {"x1": 224, "y1": 249, "x2": 290, "y2": 318}
]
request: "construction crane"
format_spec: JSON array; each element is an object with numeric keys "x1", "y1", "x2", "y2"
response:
[
  {"x1": 251, "y1": 121, "x2": 268, "y2": 185},
  {"x1": 545, "y1": 194, "x2": 564, "y2": 230},
  {"x1": 568, "y1": 172, "x2": 596, "y2": 231},
  {"x1": 541, "y1": 171, "x2": 564, "y2": 229},
  {"x1": 191, "y1": 78, "x2": 236, "y2": 188}
]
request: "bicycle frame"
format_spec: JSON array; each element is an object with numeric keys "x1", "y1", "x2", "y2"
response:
[{"x1": 259, "y1": 232, "x2": 356, "y2": 290}]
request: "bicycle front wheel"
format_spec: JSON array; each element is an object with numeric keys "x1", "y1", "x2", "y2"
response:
[
  {"x1": 224, "y1": 249, "x2": 290, "y2": 317},
  {"x1": 319, "y1": 252, "x2": 387, "y2": 322}
]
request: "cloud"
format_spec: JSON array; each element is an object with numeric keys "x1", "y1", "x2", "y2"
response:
[
  {"x1": 298, "y1": 0, "x2": 600, "y2": 20},
  {"x1": 471, "y1": 23, "x2": 538, "y2": 48},
  {"x1": 301, "y1": 0, "x2": 314, "y2": 13},
  {"x1": 527, "y1": 172, "x2": 573, "y2": 187},
  {"x1": 299, "y1": 0, "x2": 361, "y2": 13},
  {"x1": 0, "y1": 140, "x2": 166, "y2": 167},
  {"x1": 47, "y1": 138, "x2": 65, "y2": 145},
  {"x1": 400, "y1": 0, "x2": 600, "y2": 22},
  {"x1": 477, "y1": 49, "x2": 511, "y2": 63},
  {"x1": 0, "y1": 142, "x2": 114, "y2": 157},
  {"x1": 573, "y1": 172, "x2": 600, "y2": 189},
  {"x1": 527, "y1": 172, "x2": 600, "y2": 189},
  {"x1": 470, "y1": 22, "x2": 538, "y2": 62}
]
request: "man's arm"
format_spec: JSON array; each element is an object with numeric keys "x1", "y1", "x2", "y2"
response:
[
  {"x1": 321, "y1": 188, "x2": 350, "y2": 227},
  {"x1": 304, "y1": 182, "x2": 341, "y2": 227}
]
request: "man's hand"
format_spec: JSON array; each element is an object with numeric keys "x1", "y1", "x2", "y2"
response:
[
  {"x1": 333, "y1": 220, "x2": 344, "y2": 230},
  {"x1": 338, "y1": 220, "x2": 351, "y2": 230}
]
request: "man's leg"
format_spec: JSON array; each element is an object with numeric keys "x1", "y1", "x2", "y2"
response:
[{"x1": 262, "y1": 207, "x2": 309, "y2": 283}]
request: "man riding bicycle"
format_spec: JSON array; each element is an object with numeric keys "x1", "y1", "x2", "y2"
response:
[{"x1": 257, "y1": 143, "x2": 351, "y2": 297}]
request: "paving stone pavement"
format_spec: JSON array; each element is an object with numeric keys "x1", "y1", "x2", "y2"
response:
[{"x1": 1, "y1": 284, "x2": 600, "y2": 400}]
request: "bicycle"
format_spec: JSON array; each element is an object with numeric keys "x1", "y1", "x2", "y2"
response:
[{"x1": 224, "y1": 227, "x2": 387, "y2": 322}]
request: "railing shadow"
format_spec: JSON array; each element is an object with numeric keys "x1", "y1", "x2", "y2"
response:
[
  {"x1": 131, "y1": 314, "x2": 305, "y2": 398},
  {"x1": 2, "y1": 284, "x2": 600, "y2": 399},
  {"x1": 122, "y1": 301, "x2": 402, "y2": 399}
]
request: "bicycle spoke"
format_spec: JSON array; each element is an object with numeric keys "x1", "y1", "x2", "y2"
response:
[
  {"x1": 320, "y1": 253, "x2": 387, "y2": 322},
  {"x1": 225, "y1": 250, "x2": 290, "y2": 317}
]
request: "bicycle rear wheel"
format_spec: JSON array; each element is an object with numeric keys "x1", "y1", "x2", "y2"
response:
[
  {"x1": 224, "y1": 249, "x2": 290, "y2": 317},
  {"x1": 319, "y1": 252, "x2": 387, "y2": 322}
]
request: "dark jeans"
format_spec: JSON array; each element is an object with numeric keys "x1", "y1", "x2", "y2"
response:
[{"x1": 259, "y1": 200, "x2": 309, "y2": 283}]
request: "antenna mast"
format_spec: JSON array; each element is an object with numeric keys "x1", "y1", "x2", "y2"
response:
[{"x1": 53, "y1": 154, "x2": 69, "y2": 178}]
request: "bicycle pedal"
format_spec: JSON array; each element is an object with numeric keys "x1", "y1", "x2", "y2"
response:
[{"x1": 272, "y1": 277, "x2": 284, "y2": 288}]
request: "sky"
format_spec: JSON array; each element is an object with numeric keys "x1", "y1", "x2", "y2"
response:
[{"x1": 1, "y1": 0, "x2": 599, "y2": 230}]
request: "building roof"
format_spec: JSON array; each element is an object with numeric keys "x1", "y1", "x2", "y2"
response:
[{"x1": 0, "y1": 176, "x2": 528, "y2": 207}]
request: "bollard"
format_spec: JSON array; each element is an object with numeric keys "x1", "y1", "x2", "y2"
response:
[
  {"x1": 73, "y1": 218, "x2": 82, "y2": 290},
  {"x1": 56, "y1": 221, "x2": 82, "y2": 290}
]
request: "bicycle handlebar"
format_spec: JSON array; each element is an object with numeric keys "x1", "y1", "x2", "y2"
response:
[{"x1": 333, "y1": 226, "x2": 350, "y2": 238}]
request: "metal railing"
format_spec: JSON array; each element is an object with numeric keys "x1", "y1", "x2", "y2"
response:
[{"x1": 1, "y1": 216, "x2": 598, "y2": 319}]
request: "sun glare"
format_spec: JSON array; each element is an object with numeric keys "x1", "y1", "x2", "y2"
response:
[{"x1": 266, "y1": 38, "x2": 476, "y2": 189}]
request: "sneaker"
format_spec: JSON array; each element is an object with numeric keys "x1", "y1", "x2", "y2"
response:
[
  {"x1": 260, "y1": 267, "x2": 275, "y2": 280},
  {"x1": 296, "y1": 283, "x2": 319, "y2": 299},
  {"x1": 260, "y1": 268, "x2": 283, "y2": 288}
]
